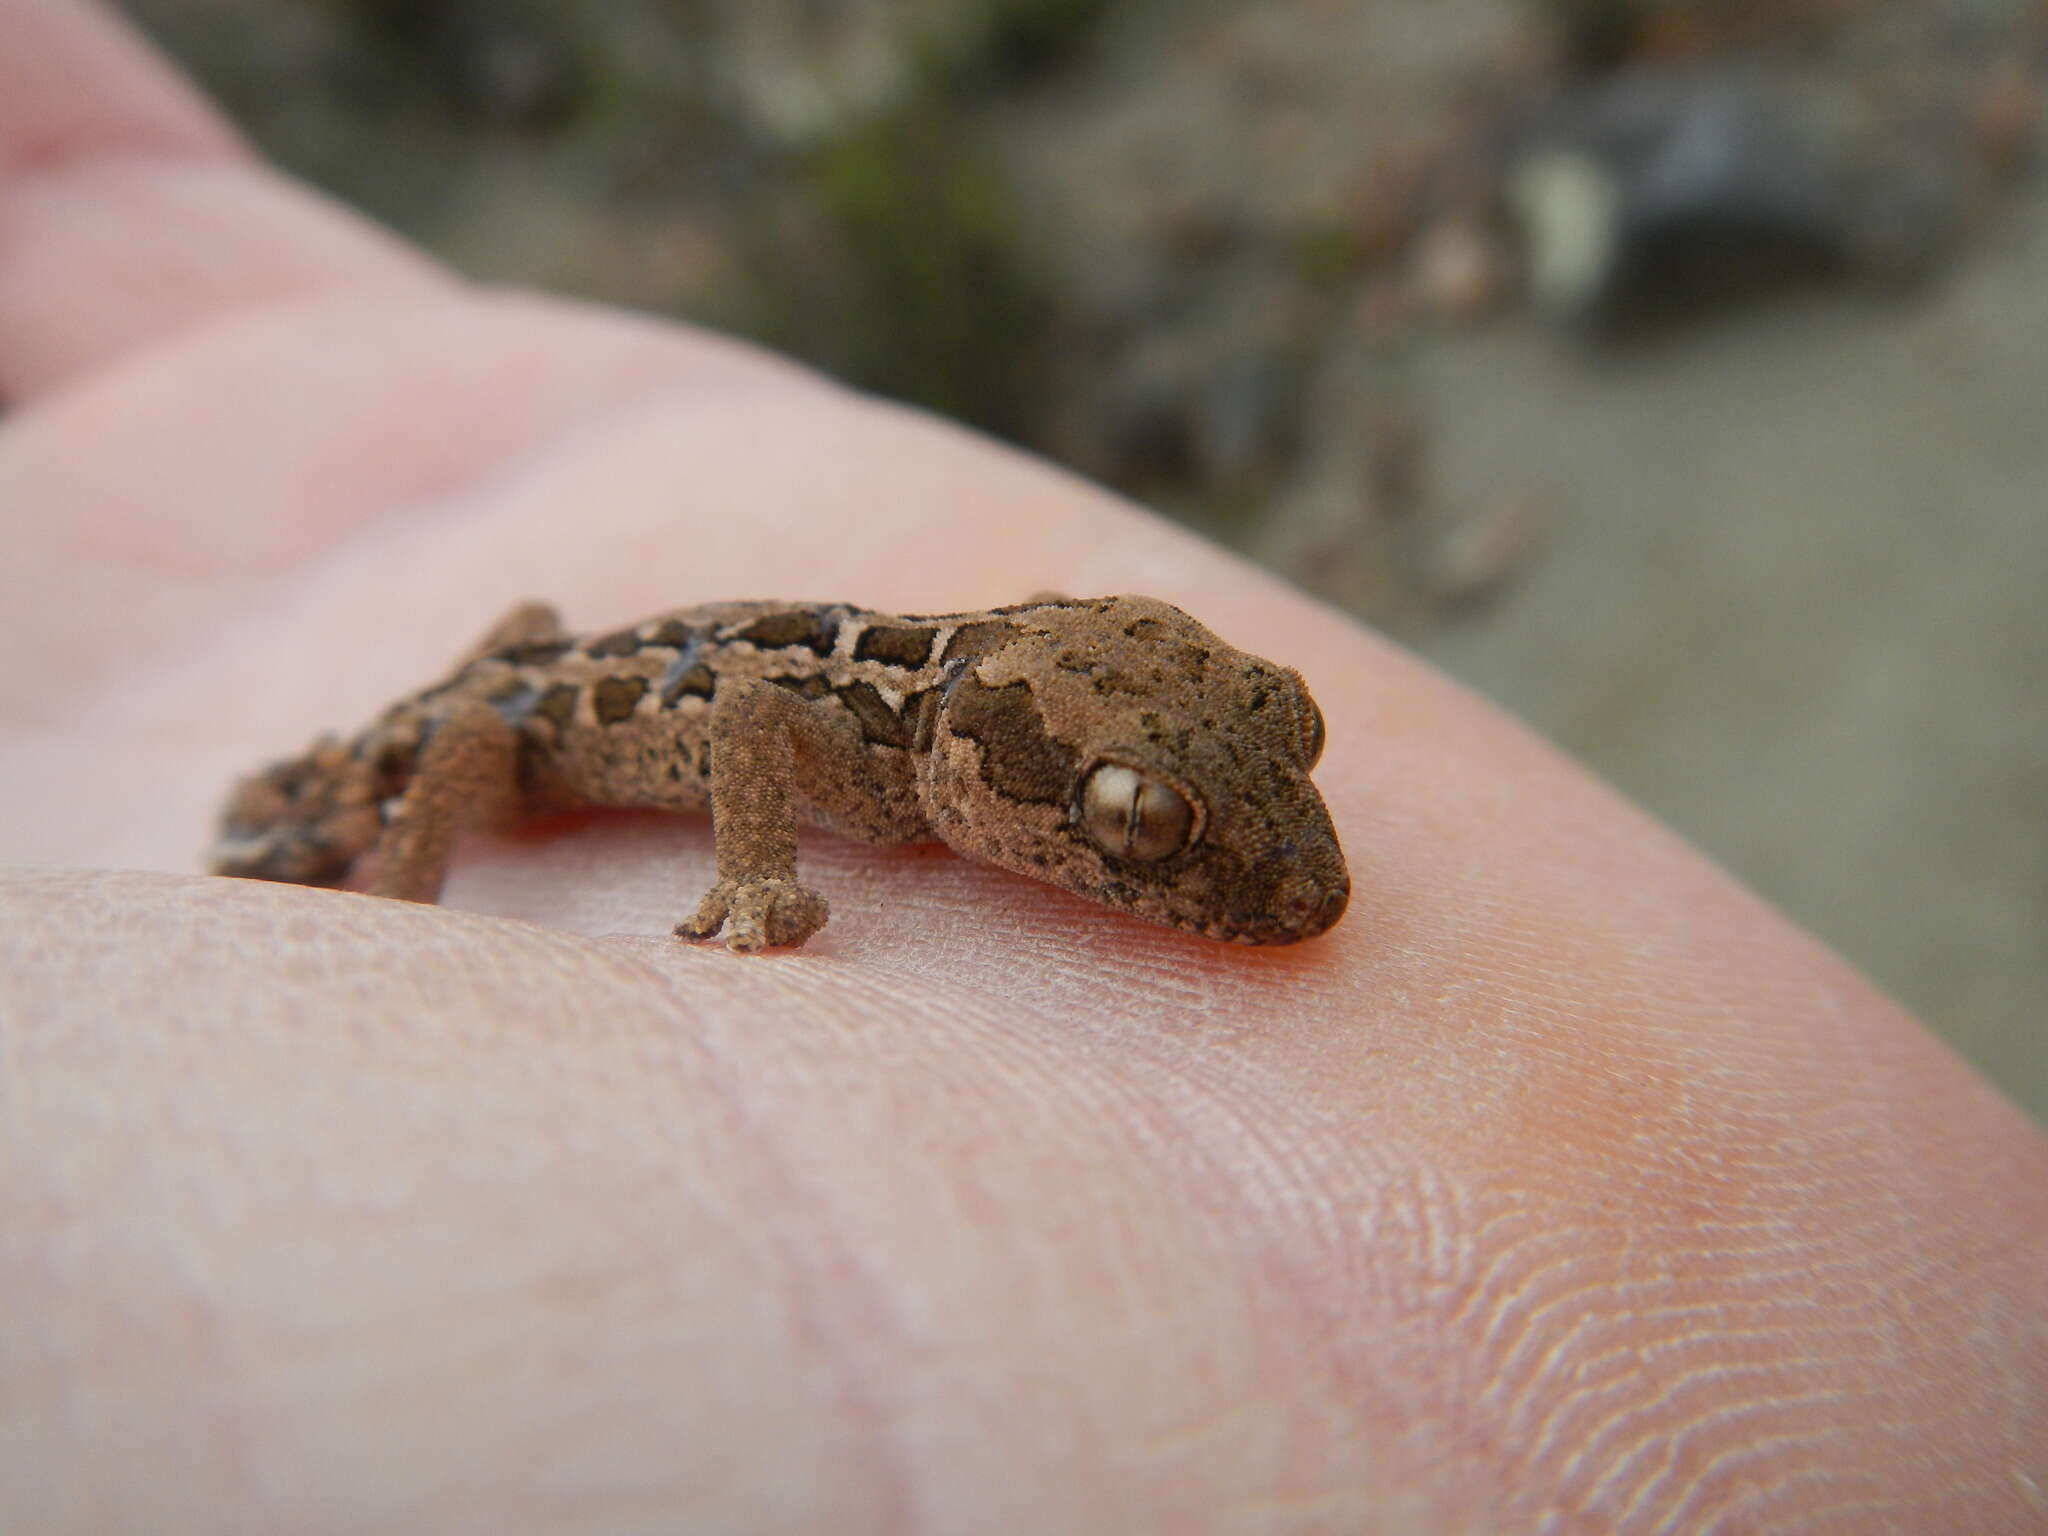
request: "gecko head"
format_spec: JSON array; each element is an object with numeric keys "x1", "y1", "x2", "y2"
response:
[{"x1": 920, "y1": 596, "x2": 1349, "y2": 945}]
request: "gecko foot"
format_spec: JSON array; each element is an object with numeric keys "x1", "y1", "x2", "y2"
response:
[{"x1": 676, "y1": 878, "x2": 830, "y2": 953}]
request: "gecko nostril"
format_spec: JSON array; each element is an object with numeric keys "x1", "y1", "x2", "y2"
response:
[{"x1": 1311, "y1": 885, "x2": 1349, "y2": 933}]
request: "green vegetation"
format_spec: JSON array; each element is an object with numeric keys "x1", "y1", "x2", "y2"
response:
[
  {"x1": 949, "y1": 0, "x2": 1122, "y2": 88},
  {"x1": 725, "y1": 98, "x2": 1053, "y2": 440},
  {"x1": 715, "y1": 0, "x2": 1124, "y2": 440}
]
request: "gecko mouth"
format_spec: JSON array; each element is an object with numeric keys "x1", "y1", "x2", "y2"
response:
[{"x1": 1207, "y1": 876, "x2": 1350, "y2": 945}]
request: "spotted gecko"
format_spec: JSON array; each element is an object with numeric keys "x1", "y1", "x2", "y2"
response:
[{"x1": 209, "y1": 595, "x2": 1350, "y2": 951}]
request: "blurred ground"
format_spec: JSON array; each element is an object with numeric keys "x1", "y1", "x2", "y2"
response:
[
  {"x1": 121, "y1": 0, "x2": 2044, "y2": 1119},
  {"x1": 1421, "y1": 223, "x2": 2048, "y2": 1115}
]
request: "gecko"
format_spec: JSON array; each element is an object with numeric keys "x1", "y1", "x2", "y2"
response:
[{"x1": 208, "y1": 595, "x2": 1350, "y2": 952}]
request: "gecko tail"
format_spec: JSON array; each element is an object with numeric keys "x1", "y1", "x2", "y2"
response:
[{"x1": 208, "y1": 734, "x2": 389, "y2": 887}]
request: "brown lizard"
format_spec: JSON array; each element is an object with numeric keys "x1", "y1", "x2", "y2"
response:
[{"x1": 209, "y1": 595, "x2": 1350, "y2": 951}]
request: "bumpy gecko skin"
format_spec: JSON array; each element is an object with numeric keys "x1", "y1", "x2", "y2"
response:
[{"x1": 210, "y1": 596, "x2": 1350, "y2": 951}]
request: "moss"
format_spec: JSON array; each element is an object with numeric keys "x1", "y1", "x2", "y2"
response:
[
  {"x1": 1293, "y1": 219, "x2": 1369, "y2": 291},
  {"x1": 707, "y1": 0, "x2": 1126, "y2": 437},
  {"x1": 958, "y1": 0, "x2": 1121, "y2": 87},
  {"x1": 723, "y1": 96, "x2": 1054, "y2": 441},
  {"x1": 348, "y1": 0, "x2": 592, "y2": 127},
  {"x1": 1536, "y1": 0, "x2": 1656, "y2": 70}
]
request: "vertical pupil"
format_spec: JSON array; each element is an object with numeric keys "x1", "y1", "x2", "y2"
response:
[{"x1": 1081, "y1": 763, "x2": 1196, "y2": 861}]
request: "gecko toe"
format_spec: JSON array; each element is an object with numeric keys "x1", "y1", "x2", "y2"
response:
[
  {"x1": 676, "y1": 878, "x2": 828, "y2": 952},
  {"x1": 674, "y1": 886, "x2": 731, "y2": 942},
  {"x1": 740, "y1": 879, "x2": 829, "y2": 951}
]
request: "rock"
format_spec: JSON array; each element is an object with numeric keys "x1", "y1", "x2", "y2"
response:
[
  {"x1": 1509, "y1": 147, "x2": 1626, "y2": 317},
  {"x1": 1509, "y1": 66, "x2": 1865, "y2": 329}
]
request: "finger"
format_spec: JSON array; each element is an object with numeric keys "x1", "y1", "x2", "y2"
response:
[
  {"x1": 0, "y1": 0, "x2": 443, "y2": 402},
  {"x1": 5, "y1": 869, "x2": 2044, "y2": 1530}
]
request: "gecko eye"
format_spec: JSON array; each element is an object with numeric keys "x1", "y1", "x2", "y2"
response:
[
  {"x1": 1078, "y1": 763, "x2": 1199, "y2": 862},
  {"x1": 1299, "y1": 693, "x2": 1326, "y2": 769}
]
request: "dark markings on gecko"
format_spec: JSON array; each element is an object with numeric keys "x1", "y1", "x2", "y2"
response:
[
  {"x1": 939, "y1": 620, "x2": 1018, "y2": 666},
  {"x1": 945, "y1": 674, "x2": 1077, "y2": 807},
  {"x1": 536, "y1": 684, "x2": 579, "y2": 731},
  {"x1": 592, "y1": 675, "x2": 647, "y2": 725},
  {"x1": 836, "y1": 680, "x2": 914, "y2": 749},
  {"x1": 660, "y1": 658, "x2": 716, "y2": 705},
  {"x1": 736, "y1": 610, "x2": 839, "y2": 656},
  {"x1": 853, "y1": 625, "x2": 938, "y2": 669},
  {"x1": 584, "y1": 628, "x2": 645, "y2": 660}
]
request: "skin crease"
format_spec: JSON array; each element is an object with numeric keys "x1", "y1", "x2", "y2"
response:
[{"x1": 1, "y1": 3, "x2": 2045, "y2": 1531}]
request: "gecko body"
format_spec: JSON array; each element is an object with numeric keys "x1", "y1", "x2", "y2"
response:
[{"x1": 210, "y1": 595, "x2": 1349, "y2": 950}]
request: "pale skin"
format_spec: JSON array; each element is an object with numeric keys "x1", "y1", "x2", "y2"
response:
[{"x1": 2, "y1": 3, "x2": 2045, "y2": 1530}]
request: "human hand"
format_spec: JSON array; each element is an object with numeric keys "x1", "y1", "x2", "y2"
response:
[{"x1": 4, "y1": 2, "x2": 2044, "y2": 1529}]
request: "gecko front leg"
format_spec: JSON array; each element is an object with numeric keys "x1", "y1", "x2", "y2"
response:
[{"x1": 674, "y1": 678, "x2": 842, "y2": 953}]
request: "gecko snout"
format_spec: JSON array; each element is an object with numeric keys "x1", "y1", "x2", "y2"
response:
[
  {"x1": 1229, "y1": 860, "x2": 1348, "y2": 944},
  {"x1": 1281, "y1": 878, "x2": 1349, "y2": 941}
]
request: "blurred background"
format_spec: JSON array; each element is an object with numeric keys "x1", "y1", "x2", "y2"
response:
[{"x1": 124, "y1": 0, "x2": 2045, "y2": 1121}]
